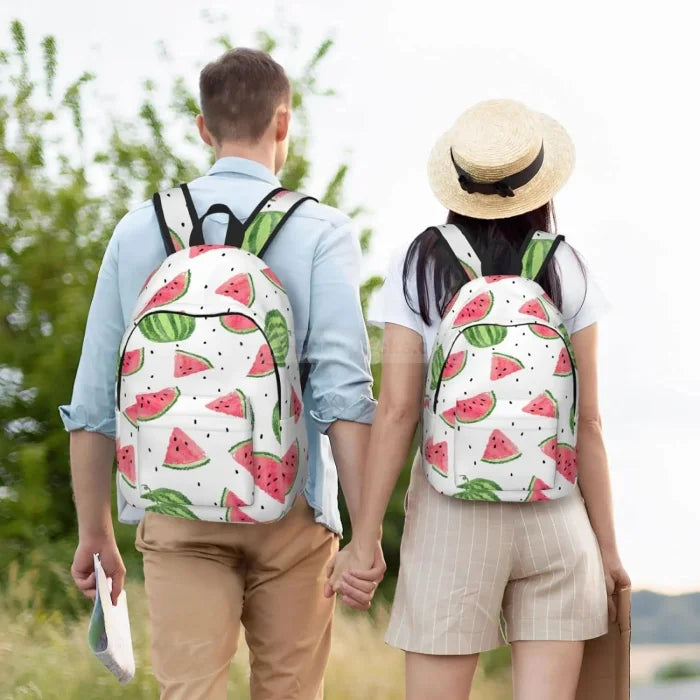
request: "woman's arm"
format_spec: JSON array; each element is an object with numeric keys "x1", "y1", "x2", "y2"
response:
[
  {"x1": 572, "y1": 323, "x2": 631, "y2": 617},
  {"x1": 328, "y1": 323, "x2": 425, "y2": 593}
]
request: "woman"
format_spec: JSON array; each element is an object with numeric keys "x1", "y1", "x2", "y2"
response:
[{"x1": 328, "y1": 99, "x2": 630, "y2": 699}]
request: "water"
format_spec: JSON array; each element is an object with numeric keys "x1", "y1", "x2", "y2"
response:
[{"x1": 632, "y1": 679, "x2": 700, "y2": 699}]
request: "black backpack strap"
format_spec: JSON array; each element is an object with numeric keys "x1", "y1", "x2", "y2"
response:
[
  {"x1": 189, "y1": 204, "x2": 245, "y2": 248},
  {"x1": 519, "y1": 230, "x2": 565, "y2": 283},
  {"x1": 434, "y1": 223, "x2": 483, "y2": 281},
  {"x1": 241, "y1": 188, "x2": 317, "y2": 257},
  {"x1": 152, "y1": 184, "x2": 199, "y2": 256}
]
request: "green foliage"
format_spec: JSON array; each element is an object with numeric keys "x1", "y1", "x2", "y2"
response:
[{"x1": 655, "y1": 660, "x2": 700, "y2": 682}]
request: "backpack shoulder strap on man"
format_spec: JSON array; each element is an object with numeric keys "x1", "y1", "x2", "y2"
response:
[
  {"x1": 240, "y1": 188, "x2": 316, "y2": 257},
  {"x1": 433, "y1": 223, "x2": 483, "y2": 281},
  {"x1": 152, "y1": 184, "x2": 199, "y2": 255},
  {"x1": 518, "y1": 230, "x2": 565, "y2": 283},
  {"x1": 152, "y1": 185, "x2": 316, "y2": 257}
]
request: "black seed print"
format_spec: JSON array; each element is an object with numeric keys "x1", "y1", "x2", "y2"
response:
[{"x1": 197, "y1": 482, "x2": 201, "y2": 486}]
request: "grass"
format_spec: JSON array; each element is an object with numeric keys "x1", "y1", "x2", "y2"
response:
[{"x1": 0, "y1": 563, "x2": 512, "y2": 699}]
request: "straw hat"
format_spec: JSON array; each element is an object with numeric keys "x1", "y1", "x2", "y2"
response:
[{"x1": 427, "y1": 99, "x2": 574, "y2": 220}]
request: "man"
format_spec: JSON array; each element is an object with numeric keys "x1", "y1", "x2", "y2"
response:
[{"x1": 61, "y1": 48, "x2": 384, "y2": 699}]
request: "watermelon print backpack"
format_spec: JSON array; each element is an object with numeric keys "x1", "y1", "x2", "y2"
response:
[
  {"x1": 115, "y1": 185, "x2": 314, "y2": 524},
  {"x1": 423, "y1": 224, "x2": 578, "y2": 503}
]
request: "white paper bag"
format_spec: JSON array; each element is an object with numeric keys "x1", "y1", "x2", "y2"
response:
[{"x1": 87, "y1": 553, "x2": 135, "y2": 684}]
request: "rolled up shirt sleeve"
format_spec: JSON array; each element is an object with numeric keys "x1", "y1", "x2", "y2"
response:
[
  {"x1": 59, "y1": 231, "x2": 125, "y2": 438},
  {"x1": 305, "y1": 220, "x2": 377, "y2": 433}
]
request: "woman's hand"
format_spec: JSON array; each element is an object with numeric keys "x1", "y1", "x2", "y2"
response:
[
  {"x1": 324, "y1": 540, "x2": 385, "y2": 611},
  {"x1": 601, "y1": 548, "x2": 631, "y2": 622}
]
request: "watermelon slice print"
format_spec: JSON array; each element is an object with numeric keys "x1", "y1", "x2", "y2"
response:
[
  {"x1": 139, "y1": 271, "x2": 190, "y2": 316},
  {"x1": 215, "y1": 273, "x2": 255, "y2": 307},
  {"x1": 530, "y1": 323, "x2": 559, "y2": 339},
  {"x1": 482, "y1": 430, "x2": 521, "y2": 464},
  {"x1": 425, "y1": 437, "x2": 448, "y2": 477},
  {"x1": 236, "y1": 442, "x2": 298, "y2": 504},
  {"x1": 248, "y1": 345, "x2": 275, "y2": 377},
  {"x1": 442, "y1": 293, "x2": 458, "y2": 318},
  {"x1": 220, "y1": 487, "x2": 256, "y2": 523},
  {"x1": 230, "y1": 439, "x2": 254, "y2": 474},
  {"x1": 135, "y1": 387, "x2": 180, "y2": 422},
  {"x1": 461, "y1": 261, "x2": 478, "y2": 281},
  {"x1": 116, "y1": 440, "x2": 136, "y2": 488},
  {"x1": 220, "y1": 314, "x2": 257, "y2": 334},
  {"x1": 455, "y1": 477, "x2": 502, "y2": 501},
  {"x1": 455, "y1": 392, "x2": 496, "y2": 423},
  {"x1": 174, "y1": 350, "x2": 213, "y2": 378},
  {"x1": 527, "y1": 476, "x2": 551, "y2": 501},
  {"x1": 290, "y1": 386, "x2": 302, "y2": 423},
  {"x1": 206, "y1": 389, "x2": 247, "y2": 418},
  {"x1": 142, "y1": 487, "x2": 198, "y2": 520},
  {"x1": 522, "y1": 390, "x2": 558, "y2": 418},
  {"x1": 554, "y1": 348, "x2": 573, "y2": 376},
  {"x1": 519, "y1": 298, "x2": 549, "y2": 321},
  {"x1": 490, "y1": 352, "x2": 524, "y2": 380},
  {"x1": 189, "y1": 244, "x2": 228, "y2": 258},
  {"x1": 539, "y1": 435, "x2": 558, "y2": 461},
  {"x1": 168, "y1": 228, "x2": 185, "y2": 253},
  {"x1": 453, "y1": 292, "x2": 494, "y2": 328},
  {"x1": 121, "y1": 348, "x2": 144, "y2": 377},
  {"x1": 443, "y1": 350, "x2": 467, "y2": 380},
  {"x1": 556, "y1": 444, "x2": 577, "y2": 483},
  {"x1": 484, "y1": 274, "x2": 517, "y2": 283},
  {"x1": 262, "y1": 267, "x2": 284, "y2": 291},
  {"x1": 124, "y1": 403, "x2": 139, "y2": 428},
  {"x1": 440, "y1": 407, "x2": 456, "y2": 428},
  {"x1": 163, "y1": 428, "x2": 210, "y2": 469}
]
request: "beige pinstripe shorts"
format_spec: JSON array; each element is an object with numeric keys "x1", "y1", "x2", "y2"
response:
[{"x1": 386, "y1": 454, "x2": 608, "y2": 655}]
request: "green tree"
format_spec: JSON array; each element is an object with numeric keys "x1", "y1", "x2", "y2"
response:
[{"x1": 0, "y1": 20, "x2": 414, "y2": 609}]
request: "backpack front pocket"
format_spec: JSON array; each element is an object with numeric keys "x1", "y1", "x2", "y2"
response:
[
  {"x1": 134, "y1": 396, "x2": 256, "y2": 513},
  {"x1": 451, "y1": 399, "x2": 559, "y2": 499}
]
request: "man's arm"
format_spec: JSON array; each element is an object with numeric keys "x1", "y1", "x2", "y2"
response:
[
  {"x1": 304, "y1": 220, "x2": 384, "y2": 607},
  {"x1": 60, "y1": 233, "x2": 127, "y2": 605},
  {"x1": 327, "y1": 420, "x2": 370, "y2": 528},
  {"x1": 304, "y1": 220, "x2": 377, "y2": 528}
]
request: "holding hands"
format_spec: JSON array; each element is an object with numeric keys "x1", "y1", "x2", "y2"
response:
[{"x1": 325, "y1": 540, "x2": 386, "y2": 611}]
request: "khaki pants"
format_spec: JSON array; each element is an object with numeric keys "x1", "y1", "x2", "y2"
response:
[{"x1": 135, "y1": 496, "x2": 339, "y2": 700}]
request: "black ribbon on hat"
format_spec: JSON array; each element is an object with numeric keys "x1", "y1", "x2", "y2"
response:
[{"x1": 450, "y1": 142, "x2": 545, "y2": 198}]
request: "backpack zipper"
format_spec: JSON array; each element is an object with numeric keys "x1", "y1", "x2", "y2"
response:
[
  {"x1": 116, "y1": 310, "x2": 282, "y2": 413},
  {"x1": 432, "y1": 321, "x2": 577, "y2": 414}
]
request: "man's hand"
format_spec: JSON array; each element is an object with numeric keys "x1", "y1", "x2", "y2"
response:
[
  {"x1": 324, "y1": 540, "x2": 386, "y2": 611},
  {"x1": 71, "y1": 535, "x2": 126, "y2": 607}
]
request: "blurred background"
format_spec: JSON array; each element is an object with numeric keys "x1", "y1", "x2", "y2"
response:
[{"x1": 0, "y1": 1, "x2": 698, "y2": 697}]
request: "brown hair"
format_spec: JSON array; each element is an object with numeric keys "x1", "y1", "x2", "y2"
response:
[{"x1": 199, "y1": 48, "x2": 291, "y2": 143}]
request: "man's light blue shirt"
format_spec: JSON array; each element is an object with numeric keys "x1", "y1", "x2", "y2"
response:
[{"x1": 59, "y1": 157, "x2": 376, "y2": 534}]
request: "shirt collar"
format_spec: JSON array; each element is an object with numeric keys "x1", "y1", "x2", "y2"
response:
[{"x1": 206, "y1": 156, "x2": 281, "y2": 186}]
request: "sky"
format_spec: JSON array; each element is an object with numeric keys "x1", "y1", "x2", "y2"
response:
[{"x1": 2, "y1": 0, "x2": 699, "y2": 593}]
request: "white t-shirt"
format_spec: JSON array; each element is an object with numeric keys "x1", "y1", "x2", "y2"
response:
[{"x1": 368, "y1": 237, "x2": 611, "y2": 362}]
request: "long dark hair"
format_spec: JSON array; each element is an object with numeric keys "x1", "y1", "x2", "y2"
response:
[{"x1": 403, "y1": 201, "x2": 583, "y2": 324}]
